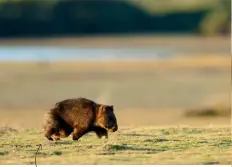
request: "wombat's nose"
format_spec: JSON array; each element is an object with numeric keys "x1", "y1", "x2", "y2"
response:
[{"x1": 113, "y1": 125, "x2": 118, "y2": 132}]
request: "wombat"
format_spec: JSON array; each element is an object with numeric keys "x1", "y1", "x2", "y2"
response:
[{"x1": 43, "y1": 97, "x2": 118, "y2": 141}]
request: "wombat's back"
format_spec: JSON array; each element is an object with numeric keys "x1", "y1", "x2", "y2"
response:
[{"x1": 50, "y1": 97, "x2": 97, "y2": 127}]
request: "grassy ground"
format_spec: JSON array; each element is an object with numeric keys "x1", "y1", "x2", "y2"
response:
[{"x1": 0, "y1": 126, "x2": 231, "y2": 165}]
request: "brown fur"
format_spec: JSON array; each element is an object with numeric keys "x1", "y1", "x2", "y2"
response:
[{"x1": 43, "y1": 97, "x2": 118, "y2": 141}]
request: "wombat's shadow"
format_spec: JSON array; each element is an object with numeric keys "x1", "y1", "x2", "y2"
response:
[
  {"x1": 144, "y1": 139, "x2": 181, "y2": 142},
  {"x1": 43, "y1": 140, "x2": 74, "y2": 146},
  {"x1": 121, "y1": 133, "x2": 180, "y2": 141},
  {"x1": 122, "y1": 133, "x2": 154, "y2": 137}
]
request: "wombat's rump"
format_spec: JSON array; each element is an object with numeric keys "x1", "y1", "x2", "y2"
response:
[{"x1": 43, "y1": 97, "x2": 118, "y2": 141}]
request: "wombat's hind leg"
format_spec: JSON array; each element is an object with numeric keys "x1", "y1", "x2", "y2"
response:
[
  {"x1": 59, "y1": 129, "x2": 72, "y2": 138},
  {"x1": 51, "y1": 133, "x2": 61, "y2": 141},
  {"x1": 57, "y1": 116, "x2": 73, "y2": 139},
  {"x1": 44, "y1": 113, "x2": 60, "y2": 141},
  {"x1": 49, "y1": 130, "x2": 71, "y2": 141},
  {"x1": 46, "y1": 136, "x2": 53, "y2": 141},
  {"x1": 44, "y1": 127, "x2": 55, "y2": 141}
]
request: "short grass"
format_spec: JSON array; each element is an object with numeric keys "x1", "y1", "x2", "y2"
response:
[{"x1": 0, "y1": 126, "x2": 231, "y2": 165}]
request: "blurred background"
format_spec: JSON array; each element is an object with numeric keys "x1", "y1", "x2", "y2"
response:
[{"x1": 0, "y1": 0, "x2": 230, "y2": 129}]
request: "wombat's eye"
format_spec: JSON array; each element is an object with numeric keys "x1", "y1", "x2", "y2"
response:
[{"x1": 108, "y1": 116, "x2": 114, "y2": 121}]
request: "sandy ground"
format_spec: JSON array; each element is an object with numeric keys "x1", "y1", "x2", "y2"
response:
[
  {"x1": 0, "y1": 56, "x2": 230, "y2": 129},
  {"x1": 0, "y1": 108, "x2": 230, "y2": 130}
]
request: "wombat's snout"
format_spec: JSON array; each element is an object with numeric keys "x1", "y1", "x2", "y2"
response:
[{"x1": 112, "y1": 125, "x2": 118, "y2": 132}]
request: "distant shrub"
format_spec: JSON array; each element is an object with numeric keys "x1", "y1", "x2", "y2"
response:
[
  {"x1": 199, "y1": 0, "x2": 231, "y2": 36},
  {"x1": 185, "y1": 106, "x2": 230, "y2": 117},
  {"x1": 0, "y1": 126, "x2": 18, "y2": 135}
]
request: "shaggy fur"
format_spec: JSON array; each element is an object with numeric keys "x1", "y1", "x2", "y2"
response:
[{"x1": 43, "y1": 97, "x2": 118, "y2": 141}]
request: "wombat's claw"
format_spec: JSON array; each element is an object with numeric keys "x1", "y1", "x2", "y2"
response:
[
  {"x1": 100, "y1": 135, "x2": 108, "y2": 139},
  {"x1": 46, "y1": 136, "x2": 54, "y2": 141},
  {"x1": 72, "y1": 137, "x2": 79, "y2": 141}
]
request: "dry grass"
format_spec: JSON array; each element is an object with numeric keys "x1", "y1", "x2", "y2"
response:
[
  {"x1": 0, "y1": 61, "x2": 229, "y2": 111},
  {"x1": 0, "y1": 126, "x2": 231, "y2": 165},
  {"x1": 0, "y1": 54, "x2": 230, "y2": 127}
]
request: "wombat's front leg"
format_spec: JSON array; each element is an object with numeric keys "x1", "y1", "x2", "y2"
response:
[
  {"x1": 72, "y1": 128, "x2": 86, "y2": 141},
  {"x1": 95, "y1": 128, "x2": 108, "y2": 139}
]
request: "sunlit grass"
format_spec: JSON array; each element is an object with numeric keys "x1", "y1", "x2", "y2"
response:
[{"x1": 0, "y1": 126, "x2": 231, "y2": 165}]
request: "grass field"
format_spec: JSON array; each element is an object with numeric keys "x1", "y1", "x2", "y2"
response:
[{"x1": 0, "y1": 126, "x2": 231, "y2": 165}]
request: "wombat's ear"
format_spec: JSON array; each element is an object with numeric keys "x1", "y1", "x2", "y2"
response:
[
  {"x1": 109, "y1": 105, "x2": 114, "y2": 110},
  {"x1": 98, "y1": 105, "x2": 105, "y2": 113}
]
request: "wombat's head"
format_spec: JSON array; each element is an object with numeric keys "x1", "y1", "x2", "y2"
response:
[{"x1": 95, "y1": 105, "x2": 118, "y2": 132}]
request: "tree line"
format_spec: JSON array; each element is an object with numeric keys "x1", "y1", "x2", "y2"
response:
[{"x1": 0, "y1": 0, "x2": 230, "y2": 37}]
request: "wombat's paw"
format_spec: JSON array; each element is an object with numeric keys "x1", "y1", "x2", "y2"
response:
[
  {"x1": 72, "y1": 136, "x2": 80, "y2": 141},
  {"x1": 52, "y1": 136, "x2": 61, "y2": 141},
  {"x1": 45, "y1": 133, "x2": 55, "y2": 141},
  {"x1": 103, "y1": 133, "x2": 108, "y2": 139},
  {"x1": 101, "y1": 135, "x2": 109, "y2": 139},
  {"x1": 47, "y1": 137, "x2": 54, "y2": 141},
  {"x1": 96, "y1": 133, "x2": 108, "y2": 139}
]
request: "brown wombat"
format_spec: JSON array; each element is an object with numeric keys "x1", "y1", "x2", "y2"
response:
[{"x1": 43, "y1": 97, "x2": 118, "y2": 141}]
